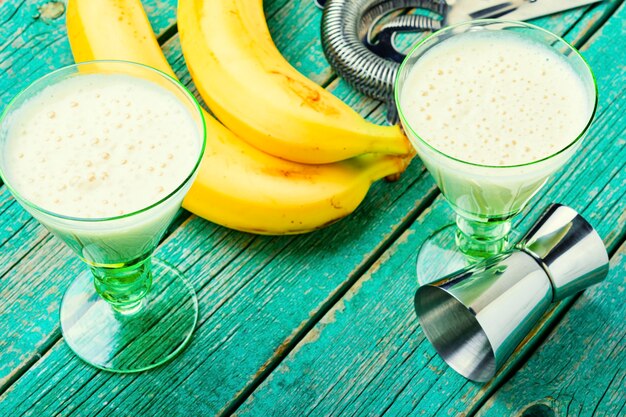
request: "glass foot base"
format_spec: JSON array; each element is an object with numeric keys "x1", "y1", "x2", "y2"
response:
[
  {"x1": 417, "y1": 225, "x2": 472, "y2": 286},
  {"x1": 60, "y1": 258, "x2": 198, "y2": 373},
  {"x1": 416, "y1": 224, "x2": 518, "y2": 286}
]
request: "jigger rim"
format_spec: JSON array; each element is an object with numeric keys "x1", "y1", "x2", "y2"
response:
[{"x1": 415, "y1": 284, "x2": 497, "y2": 382}]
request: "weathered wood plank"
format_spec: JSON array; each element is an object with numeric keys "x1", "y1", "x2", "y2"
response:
[
  {"x1": 0, "y1": 2, "x2": 621, "y2": 417},
  {"x1": 0, "y1": 140, "x2": 436, "y2": 416},
  {"x1": 0, "y1": 29, "x2": 438, "y2": 417},
  {"x1": 474, "y1": 243, "x2": 626, "y2": 417},
  {"x1": 236, "y1": 194, "x2": 625, "y2": 416},
  {"x1": 232, "y1": 5, "x2": 626, "y2": 415},
  {"x1": 521, "y1": 3, "x2": 591, "y2": 36},
  {"x1": 564, "y1": 0, "x2": 624, "y2": 46},
  {"x1": 0, "y1": 0, "x2": 355, "y2": 391},
  {"x1": 0, "y1": 0, "x2": 179, "y2": 106},
  {"x1": 0, "y1": 188, "x2": 47, "y2": 279},
  {"x1": 268, "y1": 0, "x2": 333, "y2": 85},
  {"x1": 236, "y1": 174, "x2": 625, "y2": 414}
]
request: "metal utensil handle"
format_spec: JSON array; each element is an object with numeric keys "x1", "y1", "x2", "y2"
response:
[{"x1": 369, "y1": 14, "x2": 442, "y2": 62}]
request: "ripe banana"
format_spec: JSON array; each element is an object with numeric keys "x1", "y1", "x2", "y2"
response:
[
  {"x1": 177, "y1": 0, "x2": 412, "y2": 164},
  {"x1": 65, "y1": 0, "x2": 412, "y2": 234}
]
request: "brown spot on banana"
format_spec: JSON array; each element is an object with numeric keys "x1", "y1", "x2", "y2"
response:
[
  {"x1": 330, "y1": 197, "x2": 343, "y2": 209},
  {"x1": 239, "y1": 216, "x2": 345, "y2": 235},
  {"x1": 384, "y1": 173, "x2": 402, "y2": 182},
  {"x1": 269, "y1": 70, "x2": 340, "y2": 116},
  {"x1": 260, "y1": 166, "x2": 317, "y2": 181}
]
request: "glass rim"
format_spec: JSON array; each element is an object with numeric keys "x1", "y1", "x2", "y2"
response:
[
  {"x1": 0, "y1": 59, "x2": 207, "y2": 223},
  {"x1": 394, "y1": 18, "x2": 598, "y2": 170}
]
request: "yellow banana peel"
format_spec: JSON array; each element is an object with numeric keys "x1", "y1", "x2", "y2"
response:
[
  {"x1": 178, "y1": 0, "x2": 412, "y2": 164},
  {"x1": 66, "y1": 0, "x2": 412, "y2": 234}
]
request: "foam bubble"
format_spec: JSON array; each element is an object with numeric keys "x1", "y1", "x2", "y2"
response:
[
  {"x1": 5, "y1": 73, "x2": 200, "y2": 217},
  {"x1": 400, "y1": 30, "x2": 591, "y2": 166}
]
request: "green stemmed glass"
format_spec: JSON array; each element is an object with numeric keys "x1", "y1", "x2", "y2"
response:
[
  {"x1": 395, "y1": 20, "x2": 597, "y2": 284},
  {"x1": 0, "y1": 61, "x2": 206, "y2": 372}
]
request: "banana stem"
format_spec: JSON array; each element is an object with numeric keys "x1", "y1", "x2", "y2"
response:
[{"x1": 364, "y1": 153, "x2": 415, "y2": 183}]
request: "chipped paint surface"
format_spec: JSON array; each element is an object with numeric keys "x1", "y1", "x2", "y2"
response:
[
  {"x1": 35, "y1": 1, "x2": 65, "y2": 23},
  {"x1": 0, "y1": 0, "x2": 624, "y2": 416}
]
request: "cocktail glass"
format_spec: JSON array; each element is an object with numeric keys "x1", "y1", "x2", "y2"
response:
[
  {"x1": 0, "y1": 61, "x2": 206, "y2": 372},
  {"x1": 395, "y1": 20, "x2": 597, "y2": 284}
]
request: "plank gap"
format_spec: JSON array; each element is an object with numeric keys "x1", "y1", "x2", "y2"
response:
[
  {"x1": 220, "y1": 182, "x2": 440, "y2": 417},
  {"x1": 574, "y1": 0, "x2": 624, "y2": 48},
  {"x1": 320, "y1": 74, "x2": 338, "y2": 89},
  {"x1": 560, "y1": 5, "x2": 596, "y2": 44},
  {"x1": 466, "y1": 231, "x2": 626, "y2": 417},
  {"x1": 0, "y1": 205, "x2": 191, "y2": 394},
  {"x1": 0, "y1": 329, "x2": 62, "y2": 398},
  {"x1": 0, "y1": 232, "x2": 52, "y2": 281},
  {"x1": 157, "y1": 22, "x2": 178, "y2": 46}
]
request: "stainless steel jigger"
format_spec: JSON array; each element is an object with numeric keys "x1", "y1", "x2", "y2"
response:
[{"x1": 414, "y1": 204, "x2": 609, "y2": 382}]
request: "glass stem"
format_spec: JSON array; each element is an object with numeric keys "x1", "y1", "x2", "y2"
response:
[
  {"x1": 91, "y1": 257, "x2": 153, "y2": 313},
  {"x1": 455, "y1": 215, "x2": 512, "y2": 259}
]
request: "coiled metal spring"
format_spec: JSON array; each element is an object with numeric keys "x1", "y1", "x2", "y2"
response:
[{"x1": 320, "y1": 0, "x2": 447, "y2": 122}]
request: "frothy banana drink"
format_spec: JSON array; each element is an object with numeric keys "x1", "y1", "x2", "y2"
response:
[
  {"x1": 2, "y1": 73, "x2": 202, "y2": 264},
  {"x1": 4, "y1": 74, "x2": 199, "y2": 218},
  {"x1": 399, "y1": 30, "x2": 594, "y2": 218},
  {"x1": 401, "y1": 30, "x2": 591, "y2": 166},
  {"x1": 0, "y1": 62, "x2": 207, "y2": 374}
]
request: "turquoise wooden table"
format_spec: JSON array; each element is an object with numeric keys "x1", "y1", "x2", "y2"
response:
[{"x1": 1, "y1": 1, "x2": 625, "y2": 416}]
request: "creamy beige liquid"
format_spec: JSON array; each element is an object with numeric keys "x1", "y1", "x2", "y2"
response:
[
  {"x1": 398, "y1": 30, "x2": 594, "y2": 219},
  {"x1": 401, "y1": 30, "x2": 592, "y2": 166},
  {"x1": 4, "y1": 73, "x2": 200, "y2": 218}
]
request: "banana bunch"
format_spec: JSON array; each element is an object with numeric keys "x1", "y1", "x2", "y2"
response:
[
  {"x1": 177, "y1": 0, "x2": 411, "y2": 164},
  {"x1": 66, "y1": 0, "x2": 414, "y2": 234}
]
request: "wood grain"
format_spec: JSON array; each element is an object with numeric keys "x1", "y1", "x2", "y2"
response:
[
  {"x1": 0, "y1": 2, "x2": 438, "y2": 415},
  {"x1": 0, "y1": 0, "x2": 384, "y2": 393},
  {"x1": 0, "y1": 1, "x2": 623, "y2": 416},
  {"x1": 564, "y1": 0, "x2": 624, "y2": 46},
  {"x1": 234, "y1": 4, "x2": 626, "y2": 416},
  {"x1": 0, "y1": 0, "x2": 178, "y2": 106},
  {"x1": 475, "y1": 243, "x2": 626, "y2": 417}
]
